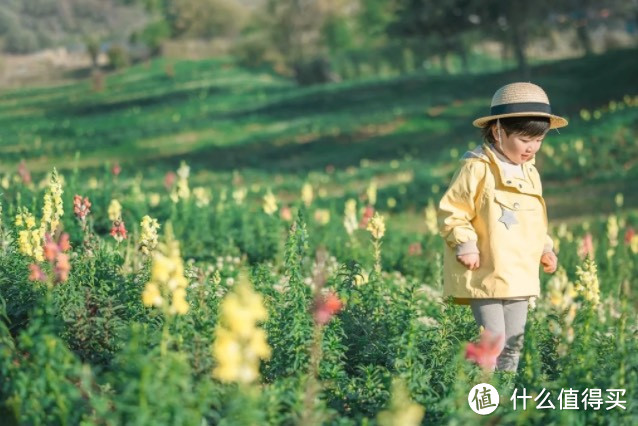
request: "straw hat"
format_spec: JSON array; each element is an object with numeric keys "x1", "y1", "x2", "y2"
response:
[{"x1": 472, "y1": 82, "x2": 568, "y2": 129}]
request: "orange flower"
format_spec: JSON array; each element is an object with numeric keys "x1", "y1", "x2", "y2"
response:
[{"x1": 465, "y1": 329, "x2": 505, "y2": 371}]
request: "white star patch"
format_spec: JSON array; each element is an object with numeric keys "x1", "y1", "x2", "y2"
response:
[{"x1": 498, "y1": 206, "x2": 518, "y2": 230}]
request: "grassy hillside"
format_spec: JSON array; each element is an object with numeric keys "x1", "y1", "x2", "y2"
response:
[{"x1": 0, "y1": 48, "x2": 637, "y2": 224}]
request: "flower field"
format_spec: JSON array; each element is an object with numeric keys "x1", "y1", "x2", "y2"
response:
[{"x1": 1, "y1": 49, "x2": 637, "y2": 424}]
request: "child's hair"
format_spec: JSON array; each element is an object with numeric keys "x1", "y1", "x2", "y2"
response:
[{"x1": 481, "y1": 116, "x2": 550, "y2": 145}]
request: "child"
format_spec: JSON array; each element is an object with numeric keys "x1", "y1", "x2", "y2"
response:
[{"x1": 437, "y1": 82, "x2": 566, "y2": 372}]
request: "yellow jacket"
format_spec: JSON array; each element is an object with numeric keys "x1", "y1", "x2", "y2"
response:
[{"x1": 437, "y1": 143, "x2": 554, "y2": 305}]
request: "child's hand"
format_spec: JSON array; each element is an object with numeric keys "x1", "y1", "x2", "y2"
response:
[
  {"x1": 456, "y1": 253, "x2": 480, "y2": 270},
  {"x1": 541, "y1": 251, "x2": 558, "y2": 273}
]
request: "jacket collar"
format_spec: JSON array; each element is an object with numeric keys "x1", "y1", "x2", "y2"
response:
[{"x1": 462, "y1": 143, "x2": 542, "y2": 196}]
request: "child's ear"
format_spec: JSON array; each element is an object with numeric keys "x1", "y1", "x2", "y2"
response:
[{"x1": 490, "y1": 125, "x2": 498, "y2": 141}]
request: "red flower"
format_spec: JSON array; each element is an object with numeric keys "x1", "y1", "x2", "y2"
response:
[
  {"x1": 358, "y1": 205, "x2": 375, "y2": 229},
  {"x1": 624, "y1": 227, "x2": 635, "y2": 245},
  {"x1": 313, "y1": 292, "x2": 343, "y2": 325},
  {"x1": 465, "y1": 329, "x2": 505, "y2": 371},
  {"x1": 110, "y1": 220, "x2": 127, "y2": 242}
]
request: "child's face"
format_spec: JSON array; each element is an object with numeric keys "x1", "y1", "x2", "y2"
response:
[{"x1": 491, "y1": 125, "x2": 546, "y2": 165}]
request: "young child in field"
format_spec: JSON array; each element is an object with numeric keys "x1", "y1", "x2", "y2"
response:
[{"x1": 437, "y1": 82, "x2": 566, "y2": 372}]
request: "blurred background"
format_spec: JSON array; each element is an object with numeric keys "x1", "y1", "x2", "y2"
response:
[{"x1": 0, "y1": 0, "x2": 637, "y2": 224}]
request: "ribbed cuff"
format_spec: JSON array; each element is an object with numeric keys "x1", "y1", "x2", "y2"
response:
[
  {"x1": 542, "y1": 244, "x2": 553, "y2": 254},
  {"x1": 456, "y1": 240, "x2": 479, "y2": 256}
]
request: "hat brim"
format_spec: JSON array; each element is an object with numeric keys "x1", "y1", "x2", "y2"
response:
[{"x1": 472, "y1": 112, "x2": 568, "y2": 129}]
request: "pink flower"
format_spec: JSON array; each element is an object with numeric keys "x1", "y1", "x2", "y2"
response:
[
  {"x1": 36, "y1": 233, "x2": 72, "y2": 283},
  {"x1": 55, "y1": 253, "x2": 71, "y2": 283},
  {"x1": 280, "y1": 206, "x2": 293, "y2": 222},
  {"x1": 17, "y1": 160, "x2": 31, "y2": 185},
  {"x1": 408, "y1": 242, "x2": 422, "y2": 256},
  {"x1": 164, "y1": 171, "x2": 176, "y2": 190},
  {"x1": 465, "y1": 329, "x2": 505, "y2": 371},
  {"x1": 111, "y1": 162, "x2": 121, "y2": 177},
  {"x1": 313, "y1": 292, "x2": 343, "y2": 325},
  {"x1": 28, "y1": 264, "x2": 46, "y2": 282},
  {"x1": 73, "y1": 194, "x2": 92, "y2": 221},
  {"x1": 110, "y1": 220, "x2": 127, "y2": 242},
  {"x1": 578, "y1": 233, "x2": 594, "y2": 259}
]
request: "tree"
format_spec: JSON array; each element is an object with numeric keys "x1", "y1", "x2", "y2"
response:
[{"x1": 387, "y1": 0, "x2": 482, "y2": 74}]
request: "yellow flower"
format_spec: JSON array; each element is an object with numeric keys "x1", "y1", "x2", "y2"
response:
[
  {"x1": 139, "y1": 215, "x2": 160, "y2": 256},
  {"x1": 262, "y1": 189, "x2": 278, "y2": 215},
  {"x1": 142, "y1": 283, "x2": 163, "y2": 307},
  {"x1": 423, "y1": 199, "x2": 437, "y2": 235},
  {"x1": 301, "y1": 182, "x2": 313, "y2": 207},
  {"x1": 574, "y1": 257, "x2": 600, "y2": 306},
  {"x1": 313, "y1": 208, "x2": 330, "y2": 226},
  {"x1": 343, "y1": 199, "x2": 358, "y2": 235},
  {"x1": 366, "y1": 180, "x2": 377, "y2": 206},
  {"x1": 606, "y1": 215, "x2": 619, "y2": 247},
  {"x1": 88, "y1": 177, "x2": 99, "y2": 189},
  {"x1": 142, "y1": 223, "x2": 189, "y2": 315},
  {"x1": 108, "y1": 199, "x2": 122, "y2": 222},
  {"x1": 354, "y1": 269, "x2": 370, "y2": 286},
  {"x1": 232, "y1": 187, "x2": 247, "y2": 205},
  {"x1": 377, "y1": 378, "x2": 424, "y2": 426},
  {"x1": 15, "y1": 208, "x2": 43, "y2": 261},
  {"x1": 40, "y1": 168, "x2": 64, "y2": 236},
  {"x1": 212, "y1": 270, "x2": 270, "y2": 384},
  {"x1": 171, "y1": 288, "x2": 189, "y2": 315},
  {"x1": 212, "y1": 328, "x2": 242, "y2": 382},
  {"x1": 631, "y1": 235, "x2": 638, "y2": 254},
  {"x1": 367, "y1": 211, "x2": 386, "y2": 239},
  {"x1": 192, "y1": 187, "x2": 210, "y2": 207},
  {"x1": 148, "y1": 193, "x2": 161, "y2": 207},
  {"x1": 387, "y1": 197, "x2": 397, "y2": 208},
  {"x1": 615, "y1": 193, "x2": 624, "y2": 208}
]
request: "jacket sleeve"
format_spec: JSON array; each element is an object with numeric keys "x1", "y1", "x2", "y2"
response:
[
  {"x1": 437, "y1": 160, "x2": 486, "y2": 255},
  {"x1": 542, "y1": 234, "x2": 554, "y2": 254}
]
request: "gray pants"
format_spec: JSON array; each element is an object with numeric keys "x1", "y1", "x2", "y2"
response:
[{"x1": 469, "y1": 298, "x2": 529, "y2": 372}]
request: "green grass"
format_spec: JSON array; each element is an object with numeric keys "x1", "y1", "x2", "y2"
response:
[{"x1": 0, "y1": 48, "x2": 637, "y2": 223}]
